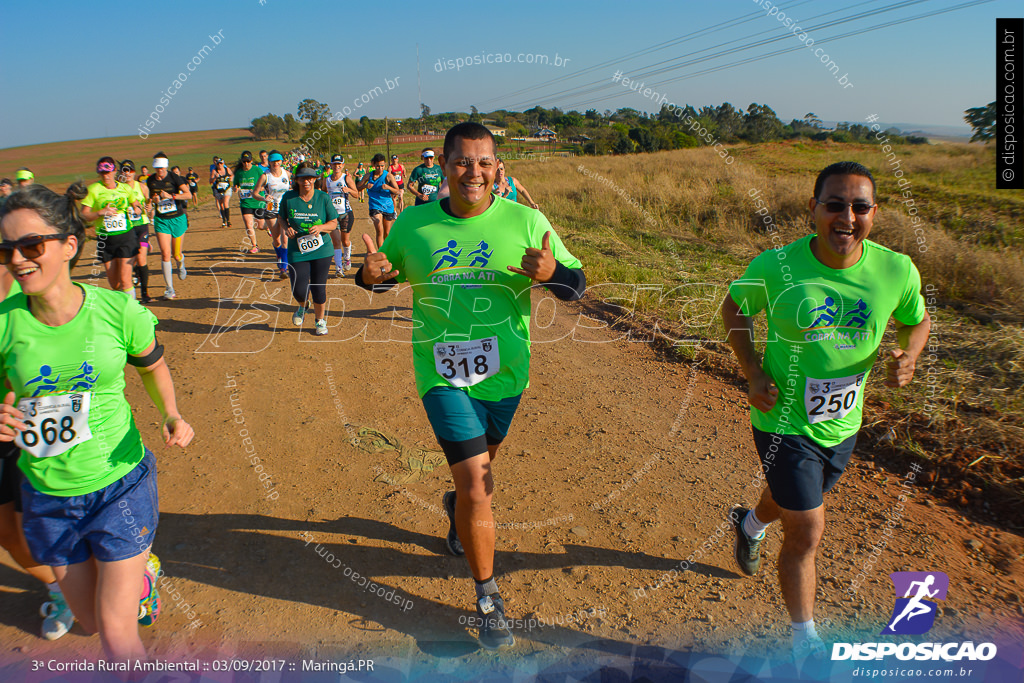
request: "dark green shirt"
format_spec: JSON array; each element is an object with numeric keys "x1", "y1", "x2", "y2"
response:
[{"x1": 279, "y1": 189, "x2": 338, "y2": 263}]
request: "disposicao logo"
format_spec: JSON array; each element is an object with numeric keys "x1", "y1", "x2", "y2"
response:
[{"x1": 832, "y1": 571, "x2": 997, "y2": 662}]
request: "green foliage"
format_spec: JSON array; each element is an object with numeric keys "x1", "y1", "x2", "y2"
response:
[{"x1": 964, "y1": 101, "x2": 996, "y2": 142}]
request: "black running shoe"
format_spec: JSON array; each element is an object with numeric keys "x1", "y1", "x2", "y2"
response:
[
  {"x1": 729, "y1": 505, "x2": 763, "y2": 576},
  {"x1": 442, "y1": 490, "x2": 464, "y2": 556},
  {"x1": 476, "y1": 593, "x2": 514, "y2": 650}
]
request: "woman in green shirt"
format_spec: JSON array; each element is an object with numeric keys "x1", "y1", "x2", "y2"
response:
[{"x1": 0, "y1": 184, "x2": 194, "y2": 663}]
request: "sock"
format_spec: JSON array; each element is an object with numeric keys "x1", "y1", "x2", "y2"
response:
[
  {"x1": 275, "y1": 246, "x2": 286, "y2": 269},
  {"x1": 792, "y1": 619, "x2": 818, "y2": 645},
  {"x1": 172, "y1": 237, "x2": 183, "y2": 262},
  {"x1": 280, "y1": 247, "x2": 288, "y2": 269},
  {"x1": 333, "y1": 249, "x2": 344, "y2": 270},
  {"x1": 161, "y1": 261, "x2": 173, "y2": 289},
  {"x1": 343, "y1": 245, "x2": 351, "y2": 260},
  {"x1": 475, "y1": 577, "x2": 499, "y2": 599},
  {"x1": 743, "y1": 509, "x2": 769, "y2": 540},
  {"x1": 125, "y1": 287, "x2": 136, "y2": 300},
  {"x1": 46, "y1": 582, "x2": 61, "y2": 594},
  {"x1": 137, "y1": 265, "x2": 149, "y2": 297}
]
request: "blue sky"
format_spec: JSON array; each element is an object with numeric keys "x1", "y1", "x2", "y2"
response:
[{"x1": 0, "y1": 0, "x2": 1012, "y2": 148}]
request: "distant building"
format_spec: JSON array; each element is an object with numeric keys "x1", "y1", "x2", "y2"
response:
[
  {"x1": 530, "y1": 127, "x2": 557, "y2": 141},
  {"x1": 485, "y1": 125, "x2": 507, "y2": 137}
]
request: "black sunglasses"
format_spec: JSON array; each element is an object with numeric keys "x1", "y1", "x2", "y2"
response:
[
  {"x1": 815, "y1": 199, "x2": 876, "y2": 215},
  {"x1": 0, "y1": 234, "x2": 69, "y2": 264}
]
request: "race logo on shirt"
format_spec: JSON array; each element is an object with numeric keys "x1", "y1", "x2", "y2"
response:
[
  {"x1": 430, "y1": 239, "x2": 494, "y2": 272},
  {"x1": 803, "y1": 295, "x2": 873, "y2": 349},
  {"x1": 24, "y1": 362, "x2": 101, "y2": 397}
]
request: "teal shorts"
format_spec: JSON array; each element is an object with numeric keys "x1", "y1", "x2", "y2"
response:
[
  {"x1": 422, "y1": 385, "x2": 522, "y2": 465},
  {"x1": 153, "y1": 213, "x2": 188, "y2": 238}
]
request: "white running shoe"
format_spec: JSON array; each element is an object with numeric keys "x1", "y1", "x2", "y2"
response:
[
  {"x1": 40, "y1": 591, "x2": 75, "y2": 640},
  {"x1": 292, "y1": 306, "x2": 305, "y2": 326},
  {"x1": 314, "y1": 318, "x2": 328, "y2": 335},
  {"x1": 177, "y1": 261, "x2": 187, "y2": 280}
]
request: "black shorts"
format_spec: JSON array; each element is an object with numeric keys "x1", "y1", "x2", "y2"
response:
[
  {"x1": 0, "y1": 443, "x2": 22, "y2": 511},
  {"x1": 753, "y1": 427, "x2": 857, "y2": 512},
  {"x1": 241, "y1": 206, "x2": 259, "y2": 216},
  {"x1": 189, "y1": 184, "x2": 199, "y2": 195},
  {"x1": 369, "y1": 209, "x2": 396, "y2": 221},
  {"x1": 334, "y1": 212, "x2": 354, "y2": 233},
  {"x1": 133, "y1": 224, "x2": 150, "y2": 245},
  {"x1": 97, "y1": 230, "x2": 140, "y2": 262}
]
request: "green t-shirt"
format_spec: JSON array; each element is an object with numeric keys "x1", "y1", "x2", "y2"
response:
[
  {"x1": 728, "y1": 235, "x2": 926, "y2": 447},
  {"x1": 126, "y1": 180, "x2": 149, "y2": 227},
  {"x1": 0, "y1": 284, "x2": 158, "y2": 496},
  {"x1": 381, "y1": 197, "x2": 582, "y2": 401},
  {"x1": 279, "y1": 189, "x2": 339, "y2": 263},
  {"x1": 408, "y1": 164, "x2": 445, "y2": 202},
  {"x1": 82, "y1": 181, "x2": 134, "y2": 235},
  {"x1": 233, "y1": 166, "x2": 266, "y2": 208}
]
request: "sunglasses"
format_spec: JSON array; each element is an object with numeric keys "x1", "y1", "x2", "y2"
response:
[
  {"x1": 815, "y1": 199, "x2": 876, "y2": 215},
  {"x1": 0, "y1": 234, "x2": 69, "y2": 264}
]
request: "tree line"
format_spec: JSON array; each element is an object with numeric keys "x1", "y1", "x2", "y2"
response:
[{"x1": 248, "y1": 99, "x2": 937, "y2": 158}]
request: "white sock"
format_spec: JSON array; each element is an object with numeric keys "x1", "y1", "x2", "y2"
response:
[
  {"x1": 46, "y1": 582, "x2": 61, "y2": 594},
  {"x1": 333, "y1": 249, "x2": 344, "y2": 270},
  {"x1": 343, "y1": 245, "x2": 351, "y2": 259},
  {"x1": 127, "y1": 287, "x2": 136, "y2": 300},
  {"x1": 161, "y1": 261, "x2": 173, "y2": 289},
  {"x1": 743, "y1": 509, "x2": 769, "y2": 539},
  {"x1": 792, "y1": 619, "x2": 818, "y2": 645}
]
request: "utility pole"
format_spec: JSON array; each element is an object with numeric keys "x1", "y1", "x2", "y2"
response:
[{"x1": 385, "y1": 117, "x2": 391, "y2": 161}]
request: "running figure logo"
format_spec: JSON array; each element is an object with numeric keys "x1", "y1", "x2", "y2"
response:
[
  {"x1": 809, "y1": 296, "x2": 838, "y2": 327},
  {"x1": 881, "y1": 571, "x2": 949, "y2": 635},
  {"x1": 843, "y1": 298, "x2": 872, "y2": 329},
  {"x1": 432, "y1": 240, "x2": 463, "y2": 270},
  {"x1": 467, "y1": 241, "x2": 493, "y2": 268}
]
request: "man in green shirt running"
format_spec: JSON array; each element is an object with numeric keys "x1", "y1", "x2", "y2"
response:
[
  {"x1": 357, "y1": 122, "x2": 585, "y2": 650},
  {"x1": 722, "y1": 161, "x2": 931, "y2": 660},
  {"x1": 407, "y1": 148, "x2": 444, "y2": 206}
]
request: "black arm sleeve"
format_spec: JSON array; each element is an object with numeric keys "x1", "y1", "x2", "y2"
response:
[
  {"x1": 353, "y1": 265, "x2": 399, "y2": 292},
  {"x1": 541, "y1": 262, "x2": 586, "y2": 301}
]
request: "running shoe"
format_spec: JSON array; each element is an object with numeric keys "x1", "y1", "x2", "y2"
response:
[
  {"x1": 178, "y1": 261, "x2": 187, "y2": 280},
  {"x1": 163, "y1": 289, "x2": 176, "y2": 300},
  {"x1": 138, "y1": 553, "x2": 162, "y2": 627},
  {"x1": 442, "y1": 491, "x2": 464, "y2": 556},
  {"x1": 342, "y1": 257, "x2": 352, "y2": 272},
  {"x1": 140, "y1": 295, "x2": 153, "y2": 305},
  {"x1": 249, "y1": 247, "x2": 259, "y2": 254},
  {"x1": 292, "y1": 306, "x2": 305, "y2": 326},
  {"x1": 476, "y1": 593, "x2": 514, "y2": 650},
  {"x1": 314, "y1": 318, "x2": 328, "y2": 336},
  {"x1": 40, "y1": 591, "x2": 75, "y2": 640},
  {"x1": 729, "y1": 505, "x2": 763, "y2": 576}
]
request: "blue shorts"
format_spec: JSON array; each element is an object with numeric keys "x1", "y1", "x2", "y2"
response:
[
  {"x1": 752, "y1": 427, "x2": 857, "y2": 512},
  {"x1": 21, "y1": 449, "x2": 158, "y2": 566},
  {"x1": 422, "y1": 386, "x2": 522, "y2": 466}
]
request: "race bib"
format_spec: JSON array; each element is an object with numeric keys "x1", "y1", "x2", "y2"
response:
[
  {"x1": 128, "y1": 206, "x2": 143, "y2": 222},
  {"x1": 804, "y1": 373, "x2": 865, "y2": 424},
  {"x1": 239, "y1": 189, "x2": 252, "y2": 199},
  {"x1": 331, "y1": 195, "x2": 346, "y2": 211},
  {"x1": 422, "y1": 184, "x2": 437, "y2": 195},
  {"x1": 15, "y1": 393, "x2": 93, "y2": 459},
  {"x1": 296, "y1": 232, "x2": 324, "y2": 254},
  {"x1": 216, "y1": 181, "x2": 230, "y2": 191},
  {"x1": 270, "y1": 197, "x2": 281, "y2": 212},
  {"x1": 102, "y1": 212, "x2": 129, "y2": 233},
  {"x1": 434, "y1": 337, "x2": 500, "y2": 388},
  {"x1": 156, "y1": 198, "x2": 177, "y2": 214}
]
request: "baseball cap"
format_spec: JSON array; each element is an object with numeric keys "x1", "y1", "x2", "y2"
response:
[
  {"x1": 295, "y1": 166, "x2": 319, "y2": 178},
  {"x1": 240, "y1": 151, "x2": 253, "y2": 162},
  {"x1": 0, "y1": 179, "x2": 11, "y2": 187},
  {"x1": 120, "y1": 159, "x2": 136, "y2": 172},
  {"x1": 331, "y1": 154, "x2": 344, "y2": 164},
  {"x1": 391, "y1": 155, "x2": 398, "y2": 160},
  {"x1": 15, "y1": 169, "x2": 34, "y2": 181},
  {"x1": 269, "y1": 152, "x2": 284, "y2": 162},
  {"x1": 422, "y1": 150, "x2": 435, "y2": 158}
]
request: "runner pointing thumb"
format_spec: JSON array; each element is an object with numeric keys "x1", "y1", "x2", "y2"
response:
[
  {"x1": 507, "y1": 230, "x2": 555, "y2": 281},
  {"x1": 360, "y1": 233, "x2": 399, "y2": 285}
]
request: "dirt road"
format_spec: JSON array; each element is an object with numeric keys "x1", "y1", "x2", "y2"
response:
[{"x1": 0, "y1": 197, "x2": 1021, "y2": 681}]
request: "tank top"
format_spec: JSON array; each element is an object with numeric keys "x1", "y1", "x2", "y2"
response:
[
  {"x1": 493, "y1": 177, "x2": 517, "y2": 203},
  {"x1": 263, "y1": 169, "x2": 291, "y2": 213},
  {"x1": 324, "y1": 173, "x2": 351, "y2": 214},
  {"x1": 367, "y1": 172, "x2": 395, "y2": 213},
  {"x1": 212, "y1": 170, "x2": 231, "y2": 194}
]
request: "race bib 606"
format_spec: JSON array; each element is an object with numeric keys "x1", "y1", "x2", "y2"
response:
[
  {"x1": 434, "y1": 337, "x2": 500, "y2": 388},
  {"x1": 15, "y1": 393, "x2": 92, "y2": 459},
  {"x1": 804, "y1": 373, "x2": 865, "y2": 424}
]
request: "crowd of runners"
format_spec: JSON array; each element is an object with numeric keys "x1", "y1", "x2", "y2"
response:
[{"x1": 0, "y1": 123, "x2": 929, "y2": 667}]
